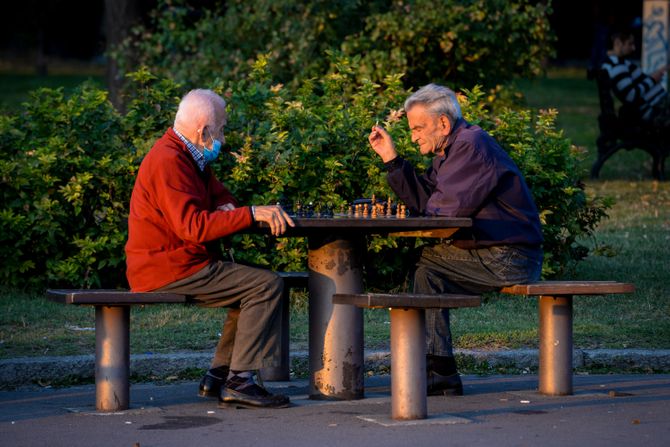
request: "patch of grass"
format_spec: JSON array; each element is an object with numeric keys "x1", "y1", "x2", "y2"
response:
[{"x1": 0, "y1": 72, "x2": 104, "y2": 112}]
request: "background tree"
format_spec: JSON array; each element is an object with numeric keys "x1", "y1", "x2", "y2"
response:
[
  {"x1": 112, "y1": 0, "x2": 554, "y2": 95},
  {"x1": 104, "y1": 0, "x2": 144, "y2": 109}
]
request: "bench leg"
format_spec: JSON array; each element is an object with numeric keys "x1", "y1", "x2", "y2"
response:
[
  {"x1": 260, "y1": 287, "x2": 291, "y2": 381},
  {"x1": 538, "y1": 295, "x2": 573, "y2": 396},
  {"x1": 95, "y1": 305, "x2": 130, "y2": 411},
  {"x1": 390, "y1": 308, "x2": 427, "y2": 420}
]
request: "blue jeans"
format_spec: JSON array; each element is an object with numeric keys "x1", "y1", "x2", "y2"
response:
[{"x1": 413, "y1": 243, "x2": 543, "y2": 357}]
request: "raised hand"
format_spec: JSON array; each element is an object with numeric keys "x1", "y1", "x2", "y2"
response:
[{"x1": 368, "y1": 125, "x2": 398, "y2": 163}]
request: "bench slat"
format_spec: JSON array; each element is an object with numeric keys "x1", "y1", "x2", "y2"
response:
[
  {"x1": 277, "y1": 271, "x2": 309, "y2": 288},
  {"x1": 46, "y1": 289, "x2": 188, "y2": 305},
  {"x1": 46, "y1": 272, "x2": 309, "y2": 306},
  {"x1": 333, "y1": 293, "x2": 481, "y2": 309},
  {"x1": 500, "y1": 281, "x2": 635, "y2": 296}
]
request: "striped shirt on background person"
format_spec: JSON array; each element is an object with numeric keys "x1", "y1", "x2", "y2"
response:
[{"x1": 601, "y1": 54, "x2": 667, "y2": 121}]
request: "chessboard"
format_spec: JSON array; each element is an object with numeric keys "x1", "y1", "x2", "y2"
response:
[
  {"x1": 257, "y1": 196, "x2": 472, "y2": 237},
  {"x1": 283, "y1": 196, "x2": 410, "y2": 219}
]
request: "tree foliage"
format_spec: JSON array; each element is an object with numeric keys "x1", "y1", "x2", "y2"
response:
[{"x1": 113, "y1": 0, "x2": 554, "y2": 93}]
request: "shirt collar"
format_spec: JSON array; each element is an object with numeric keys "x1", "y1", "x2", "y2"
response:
[{"x1": 173, "y1": 128, "x2": 206, "y2": 172}]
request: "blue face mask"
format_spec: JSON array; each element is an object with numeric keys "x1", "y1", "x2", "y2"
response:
[
  {"x1": 202, "y1": 128, "x2": 222, "y2": 164},
  {"x1": 203, "y1": 138, "x2": 221, "y2": 164}
]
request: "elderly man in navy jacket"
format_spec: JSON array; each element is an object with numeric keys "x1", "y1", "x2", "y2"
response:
[{"x1": 368, "y1": 84, "x2": 543, "y2": 396}]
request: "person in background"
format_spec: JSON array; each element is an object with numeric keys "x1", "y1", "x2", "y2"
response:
[{"x1": 601, "y1": 29, "x2": 670, "y2": 128}]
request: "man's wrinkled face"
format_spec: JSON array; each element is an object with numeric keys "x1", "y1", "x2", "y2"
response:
[{"x1": 407, "y1": 104, "x2": 451, "y2": 156}]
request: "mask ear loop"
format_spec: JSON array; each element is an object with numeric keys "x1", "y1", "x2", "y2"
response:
[{"x1": 200, "y1": 126, "x2": 215, "y2": 150}]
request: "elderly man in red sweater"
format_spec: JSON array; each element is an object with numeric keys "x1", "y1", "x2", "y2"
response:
[{"x1": 125, "y1": 89, "x2": 294, "y2": 409}]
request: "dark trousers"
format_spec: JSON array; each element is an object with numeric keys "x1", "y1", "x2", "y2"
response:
[
  {"x1": 156, "y1": 261, "x2": 284, "y2": 371},
  {"x1": 413, "y1": 243, "x2": 543, "y2": 357}
]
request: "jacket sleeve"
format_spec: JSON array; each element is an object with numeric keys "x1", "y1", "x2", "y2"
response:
[
  {"x1": 154, "y1": 156, "x2": 252, "y2": 243},
  {"x1": 386, "y1": 157, "x2": 435, "y2": 215}
]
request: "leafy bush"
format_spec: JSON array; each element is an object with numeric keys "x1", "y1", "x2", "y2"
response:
[
  {"x1": 341, "y1": 0, "x2": 555, "y2": 89},
  {"x1": 0, "y1": 58, "x2": 607, "y2": 289},
  {"x1": 113, "y1": 0, "x2": 379, "y2": 91},
  {"x1": 112, "y1": 0, "x2": 554, "y2": 94},
  {"x1": 0, "y1": 69, "x2": 181, "y2": 289}
]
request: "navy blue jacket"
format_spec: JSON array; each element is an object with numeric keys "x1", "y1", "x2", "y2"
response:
[{"x1": 386, "y1": 118, "x2": 543, "y2": 249}]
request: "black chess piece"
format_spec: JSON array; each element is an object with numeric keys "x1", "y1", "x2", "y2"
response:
[
  {"x1": 305, "y1": 202, "x2": 315, "y2": 218},
  {"x1": 277, "y1": 196, "x2": 293, "y2": 215},
  {"x1": 321, "y1": 204, "x2": 334, "y2": 218}
]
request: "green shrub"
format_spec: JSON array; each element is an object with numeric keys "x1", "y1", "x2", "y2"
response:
[
  {"x1": 0, "y1": 59, "x2": 607, "y2": 289},
  {"x1": 0, "y1": 70, "x2": 181, "y2": 289},
  {"x1": 341, "y1": 0, "x2": 555, "y2": 89},
  {"x1": 112, "y1": 0, "x2": 553, "y2": 94}
]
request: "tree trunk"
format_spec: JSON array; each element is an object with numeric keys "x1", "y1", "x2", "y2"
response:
[{"x1": 104, "y1": 0, "x2": 141, "y2": 111}]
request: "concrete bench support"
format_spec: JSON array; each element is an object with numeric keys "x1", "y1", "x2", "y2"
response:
[
  {"x1": 46, "y1": 289, "x2": 187, "y2": 411},
  {"x1": 333, "y1": 293, "x2": 481, "y2": 420},
  {"x1": 501, "y1": 281, "x2": 635, "y2": 396},
  {"x1": 96, "y1": 305, "x2": 130, "y2": 412},
  {"x1": 390, "y1": 307, "x2": 427, "y2": 419},
  {"x1": 46, "y1": 272, "x2": 309, "y2": 411}
]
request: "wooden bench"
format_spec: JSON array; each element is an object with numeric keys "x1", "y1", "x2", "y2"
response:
[
  {"x1": 46, "y1": 271, "x2": 308, "y2": 412},
  {"x1": 332, "y1": 292, "x2": 481, "y2": 420},
  {"x1": 500, "y1": 281, "x2": 635, "y2": 396}
]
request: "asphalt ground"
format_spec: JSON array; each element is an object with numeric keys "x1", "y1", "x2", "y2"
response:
[{"x1": 1, "y1": 373, "x2": 668, "y2": 447}]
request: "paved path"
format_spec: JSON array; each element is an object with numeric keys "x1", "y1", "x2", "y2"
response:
[{"x1": 1, "y1": 373, "x2": 668, "y2": 447}]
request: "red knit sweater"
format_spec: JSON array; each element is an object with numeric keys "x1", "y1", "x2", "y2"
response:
[{"x1": 125, "y1": 128, "x2": 253, "y2": 291}]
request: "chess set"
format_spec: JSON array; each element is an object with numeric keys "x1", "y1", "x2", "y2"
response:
[{"x1": 281, "y1": 195, "x2": 409, "y2": 219}]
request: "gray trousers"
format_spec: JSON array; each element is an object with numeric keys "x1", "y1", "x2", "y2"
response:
[
  {"x1": 414, "y1": 243, "x2": 543, "y2": 357},
  {"x1": 156, "y1": 261, "x2": 284, "y2": 371}
]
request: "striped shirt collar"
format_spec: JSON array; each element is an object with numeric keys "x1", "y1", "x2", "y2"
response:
[{"x1": 173, "y1": 128, "x2": 206, "y2": 172}]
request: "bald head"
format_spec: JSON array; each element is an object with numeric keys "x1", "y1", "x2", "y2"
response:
[{"x1": 174, "y1": 89, "x2": 227, "y2": 148}]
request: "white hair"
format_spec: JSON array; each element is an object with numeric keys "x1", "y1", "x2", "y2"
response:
[
  {"x1": 404, "y1": 84, "x2": 462, "y2": 126},
  {"x1": 174, "y1": 89, "x2": 226, "y2": 129}
]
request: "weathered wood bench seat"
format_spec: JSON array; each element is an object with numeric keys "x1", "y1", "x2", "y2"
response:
[
  {"x1": 500, "y1": 281, "x2": 635, "y2": 396},
  {"x1": 46, "y1": 271, "x2": 308, "y2": 412},
  {"x1": 332, "y1": 292, "x2": 481, "y2": 420}
]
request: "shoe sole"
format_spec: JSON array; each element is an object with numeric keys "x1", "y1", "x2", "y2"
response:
[
  {"x1": 218, "y1": 400, "x2": 291, "y2": 409},
  {"x1": 198, "y1": 389, "x2": 219, "y2": 399}
]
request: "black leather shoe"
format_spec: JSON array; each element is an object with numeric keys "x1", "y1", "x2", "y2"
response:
[
  {"x1": 198, "y1": 370, "x2": 227, "y2": 398},
  {"x1": 427, "y1": 370, "x2": 464, "y2": 396},
  {"x1": 219, "y1": 384, "x2": 290, "y2": 409}
]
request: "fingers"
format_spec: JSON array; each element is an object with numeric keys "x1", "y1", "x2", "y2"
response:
[
  {"x1": 368, "y1": 125, "x2": 385, "y2": 144},
  {"x1": 368, "y1": 124, "x2": 398, "y2": 162},
  {"x1": 255, "y1": 205, "x2": 294, "y2": 236}
]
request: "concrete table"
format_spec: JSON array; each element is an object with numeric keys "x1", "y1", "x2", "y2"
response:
[{"x1": 259, "y1": 215, "x2": 471, "y2": 400}]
